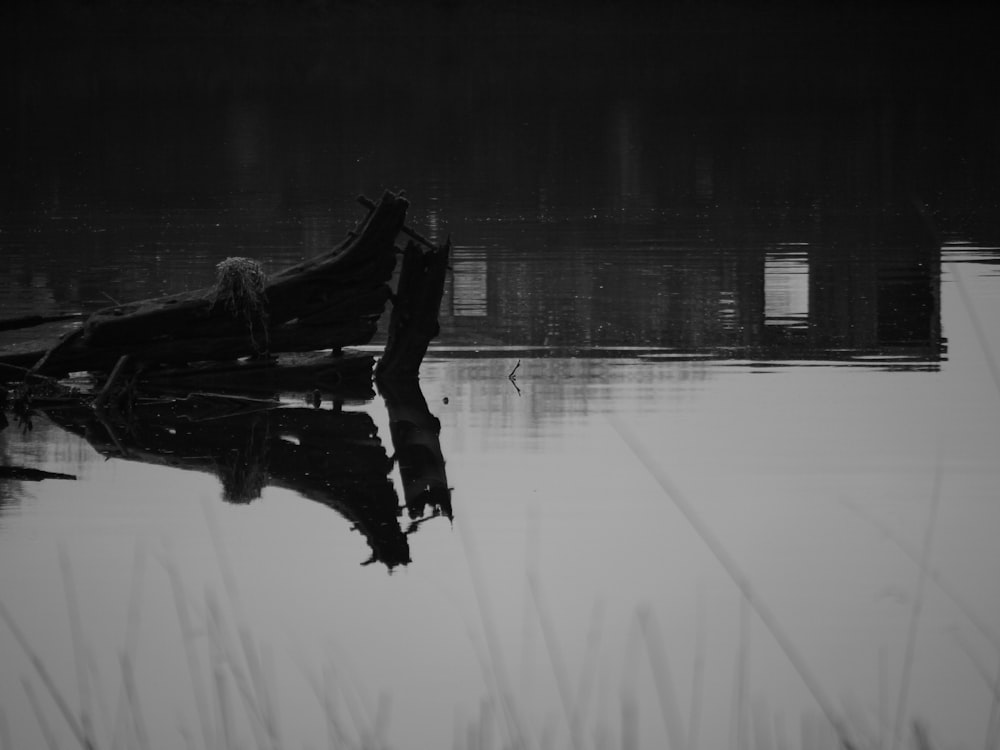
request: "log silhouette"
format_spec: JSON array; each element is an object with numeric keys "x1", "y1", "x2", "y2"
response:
[{"x1": 1, "y1": 192, "x2": 409, "y2": 378}]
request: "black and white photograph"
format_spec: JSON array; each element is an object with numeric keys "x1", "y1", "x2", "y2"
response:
[{"x1": 2, "y1": 1, "x2": 999, "y2": 748}]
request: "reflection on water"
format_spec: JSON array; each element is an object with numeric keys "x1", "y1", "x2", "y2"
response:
[
  {"x1": 438, "y1": 210, "x2": 943, "y2": 364},
  {"x1": 33, "y1": 383, "x2": 451, "y2": 570},
  {"x1": 450, "y1": 246, "x2": 489, "y2": 318},
  {"x1": 764, "y1": 249, "x2": 809, "y2": 328},
  {"x1": 5, "y1": 319, "x2": 1000, "y2": 749}
]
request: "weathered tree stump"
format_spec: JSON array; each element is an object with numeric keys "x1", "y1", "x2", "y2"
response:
[{"x1": 375, "y1": 238, "x2": 451, "y2": 380}]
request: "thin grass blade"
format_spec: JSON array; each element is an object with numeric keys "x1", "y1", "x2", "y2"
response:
[
  {"x1": 608, "y1": 416, "x2": 856, "y2": 750},
  {"x1": 0, "y1": 599, "x2": 94, "y2": 749},
  {"x1": 22, "y1": 677, "x2": 61, "y2": 750}
]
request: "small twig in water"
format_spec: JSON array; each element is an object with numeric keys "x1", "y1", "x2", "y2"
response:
[{"x1": 507, "y1": 360, "x2": 522, "y2": 396}]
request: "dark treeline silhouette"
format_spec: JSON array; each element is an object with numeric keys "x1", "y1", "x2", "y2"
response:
[
  {"x1": 4, "y1": 0, "x2": 994, "y2": 102},
  {"x1": 6, "y1": 0, "x2": 996, "y2": 217},
  {"x1": 6, "y1": 0, "x2": 995, "y2": 217}
]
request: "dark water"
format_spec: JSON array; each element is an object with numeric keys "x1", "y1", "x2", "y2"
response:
[{"x1": 3, "y1": 4, "x2": 1000, "y2": 749}]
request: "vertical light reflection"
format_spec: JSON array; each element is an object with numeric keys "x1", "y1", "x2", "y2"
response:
[
  {"x1": 718, "y1": 289, "x2": 739, "y2": 331},
  {"x1": 764, "y1": 248, "x2": 810, "y2": 328},
  {"x1": 451, "y1": 246, "x2": 488, "y2": 317},
  {"x1": 424, "y1": 204, "x2": 440, "y2": 243}
]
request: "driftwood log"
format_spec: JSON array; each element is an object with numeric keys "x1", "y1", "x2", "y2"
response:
[
  {"x1": 2, "y1": 191, "x2": 409, "y2": 378},
  {"x1": 2, "y1": 191, "x2": 452, "y2": 391}
]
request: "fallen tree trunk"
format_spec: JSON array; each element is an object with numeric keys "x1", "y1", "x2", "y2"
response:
[{"x1": 6, "y1": 191, "x2": 408, "y2": 378}]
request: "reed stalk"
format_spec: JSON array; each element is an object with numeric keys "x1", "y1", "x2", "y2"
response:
[{"x1": 608, "y1": 415, "x2": 857, "y2": 750}]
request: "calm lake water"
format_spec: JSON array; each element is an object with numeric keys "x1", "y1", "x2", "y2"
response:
[{"x1": 3, "y1": 4, "x2": 1000, "y2": 749}]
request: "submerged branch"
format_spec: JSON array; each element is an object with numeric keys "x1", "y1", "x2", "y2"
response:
[{"x1": 0, "y1": 466, "x2": 77, "y2": 481}]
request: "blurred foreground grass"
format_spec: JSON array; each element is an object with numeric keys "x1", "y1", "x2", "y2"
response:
[{"x1": 0, "y1": 541, "x2": 960, "y2": 750}]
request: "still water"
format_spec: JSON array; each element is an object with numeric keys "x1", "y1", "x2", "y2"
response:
[{"x1": 3, "y1": 5, "x2": 1000, "y2": 749}]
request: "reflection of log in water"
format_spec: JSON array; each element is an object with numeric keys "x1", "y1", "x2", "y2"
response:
[
  {"x1": 379, "y1": 377, "x2": 451, "y2": 528},
  {"x1": 44, "y1": 383, "x2": 450, "y2": 570},
  {"x1": 139, "y1": 350, "x2": 377, "y2": 403}
]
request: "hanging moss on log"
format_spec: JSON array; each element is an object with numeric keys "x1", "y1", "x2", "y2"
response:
[
  {"x1": 216, "y1": 414, "x2": 271, "y2": 504},
  {"x1": 211, "y1": 257, "x2": 270, "y2": 354}
]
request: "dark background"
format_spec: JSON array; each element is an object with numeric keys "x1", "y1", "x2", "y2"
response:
[{"x1": 2, "y1": 0, "x2": 997, "y2": 361}]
